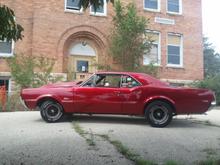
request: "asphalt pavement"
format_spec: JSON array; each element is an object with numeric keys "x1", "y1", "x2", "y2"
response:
[{"x1": 0, "y1": 109, "x2": 220, "y2": 165}]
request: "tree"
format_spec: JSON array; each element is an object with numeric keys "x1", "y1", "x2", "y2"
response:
[
  {"x1": 192, "y1": 38, "x2": 220, "y2": 105},
  {"x1": 109, "y1": 0, "x2": 153, "y2": 73},
  {"x1": 0, "y1": 5, "x2": 23, "y2": 41},
  {"x1": 203, "y1": 37, "x2": 220, "y2": 78}
]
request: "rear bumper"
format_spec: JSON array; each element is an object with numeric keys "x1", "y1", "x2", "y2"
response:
[
  {"x1": 208, "y1": 101, "x2": 216, "y2": 111},
  {"x1": 19, "y1": 97, "x2": 36, "y2": 110},
  {"x1": 20, "y1": 97, "x2": 28, "y2": 109}
]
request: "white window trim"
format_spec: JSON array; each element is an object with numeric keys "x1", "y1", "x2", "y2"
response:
[
  {"x1": 90, "y1": 0, "x2": 107, "y2": 17},
  {"x1": 8, "y1": 78, "x2": 11, "y2": 93},
  {"x1": 167, "y1": 0, "x2": 182, "y2": 15},
  {"x1": 64, "y1": 0, "x2": 83, "y2": 14},
  {"x1": 143, "y1": 0, "x2": 161, "y2": 12},
  {"x1": 166, "y1": 33, "x2": 183, "y2": 68},
  {"x1": 0, "y1": 40, "x2": 14, "y2": 57},
  {"x1": 144, "y1": 30, "x2": 161, "y2": 66}
]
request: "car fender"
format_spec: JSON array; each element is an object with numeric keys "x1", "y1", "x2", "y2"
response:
[
  {"x1": 36, "y1": 94, "x2": 62, "y2": 107},
  {"x1": 144, "y1": 96, "x2": 176, "y2": 112}
]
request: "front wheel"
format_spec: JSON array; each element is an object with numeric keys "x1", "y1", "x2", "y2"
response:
[
  {"x1": 145, "y1": 101, "x2": 173, "y2": 127},
  {"x1": 40, "y1": 100, "x2": 64, "y2": 123}
]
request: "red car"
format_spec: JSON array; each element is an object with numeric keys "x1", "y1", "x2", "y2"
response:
[{"x1": 20, "y1": 72, "x2": 216, "y2": 127}]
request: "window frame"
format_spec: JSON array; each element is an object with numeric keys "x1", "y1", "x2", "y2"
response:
[
  {"x1": 0, "y1": 40, "x2": 14, "y2": 57},
  {"x1": 166, "y1": 33, "x2": 183, "y2": 68},
  {"x1": 90, "y1": 0, "x2": 107, "y2": 17},
  {"x1": 81, "y1": 74, "x2": 142, "y2": 88},
  {"x1": 64, "y1": 0, "x2": 83, "y2": 13},
  {"x1": 144, "y1": 30, "x2": 161, "y2": 66},
  {"x1": 143, "y1": 0, "x2": 161, "y2": 12},
  {"x1": 167, "y1": 0, "x2": 182, "y2": 15}
]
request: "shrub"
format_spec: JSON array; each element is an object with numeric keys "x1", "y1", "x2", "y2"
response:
[{"x1": 7, "y1": 54, "x2": 63, "y2": 88}]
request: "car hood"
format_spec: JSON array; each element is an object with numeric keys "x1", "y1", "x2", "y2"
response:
[{"x1": 41, "y1": 82, "x2": 80, "y2": 88}]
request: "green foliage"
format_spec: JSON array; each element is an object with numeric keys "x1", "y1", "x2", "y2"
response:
[
  {"x1": 193, "y1": 38, "x2": 220, "y2": 105},
  {"x1": 7, "y1": 55, "x2": 63, "y2": 88},
  {"x1": 192, "y1": 75, "x2": 220, "y2": 105},
  {"x1": 0, "y1": 5, "x2": 23, "y2": 41},
  {"x1": 34, "y1": 56, "x2": 63, "y2": 87},
  {"x1": 109, "y1": 0, "x2": 154, "y2": 73},
  {"x1": 135, "y1": 63, "x2": 159, "y2": 77},
  {"x1": 7, "y1": 55, "x2": 35, "y2": 88},
  {"x1": 203, "y1": 37, "x2": 220, "y2": 78},
  {"x1": 198, "y1": 159, "x2": 220, "y2": 165}
]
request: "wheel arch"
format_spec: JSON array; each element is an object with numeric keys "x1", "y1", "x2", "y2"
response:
[
  {"x1": 144, "y1": 97, "x2": 176, "y2": 115},
  {"x1": 36, "y1": 95, "x2": 63, "y2": 109}
]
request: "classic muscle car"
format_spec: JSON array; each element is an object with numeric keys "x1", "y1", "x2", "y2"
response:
[{"x1": 20, "y1": 72, "x2": 216, "y2": 127}]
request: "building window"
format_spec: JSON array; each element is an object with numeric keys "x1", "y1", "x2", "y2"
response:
[
  {"x1": 90, "y1": 0, "x2": 107, "y2": 16},
  {"x1": 0, "y1": 78, "x2": 10, "y2": 92},
  {"x1": 143, "y1": 31, "x2": 161, "y2": 65},
  {"x1": 167, "y1": 33, "x2": 183, "y2": 67},
  {"x1": 0, "y1": 40, "x2": 13, "y2": 57},
  {"x1": 77, "y1": 60, "x2": 89, "y2": 73},
  {"x1": 144, "y1": 0, "x2": 160, "y2": 12},
  {"x1": 65, "y1": 0, "x2": 82, "y2": 12},
  {"x1": 167, "y1": 0, "x2": 182, "y2": 14}
]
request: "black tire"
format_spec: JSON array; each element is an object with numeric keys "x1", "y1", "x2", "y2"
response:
[
  {"x1": 145, "y1": 101, "x2": 173, "y2": 128},
  {"x1": 40, "y1": 100, "x2": 64, "y2": 123}
]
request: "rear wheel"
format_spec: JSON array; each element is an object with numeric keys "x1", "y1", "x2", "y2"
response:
[
  {"x1": 145, "y1": 101, "x2": 173, "y2": 127},
  {"x1": 40, "y1": 100, "x2": 64, "y2": 123}
]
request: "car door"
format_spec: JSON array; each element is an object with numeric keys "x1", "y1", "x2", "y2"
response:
[
  {"x1": 74, "y1": 74, "x2": 123, "y2": 114},
  {"x1": 118, "y1": 75, "x2": 144, "y2": 115}
]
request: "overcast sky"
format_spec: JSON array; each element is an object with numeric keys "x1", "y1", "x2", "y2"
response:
[{"x1": 202, "y1": 0, "x2": 220, "y2": 53}]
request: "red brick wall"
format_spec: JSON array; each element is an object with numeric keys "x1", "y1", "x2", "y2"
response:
[{"x1": 0, "y1": 0, "x2": 203, "y2": 82}]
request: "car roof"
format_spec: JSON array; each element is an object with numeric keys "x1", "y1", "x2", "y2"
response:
[{"x1": 95, "y1": 72, "x2": 160, "y2": 85}]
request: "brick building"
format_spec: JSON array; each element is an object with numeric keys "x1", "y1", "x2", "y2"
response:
[{"x1": 0, "y1": 0, "x2": 203, "y2": 91}]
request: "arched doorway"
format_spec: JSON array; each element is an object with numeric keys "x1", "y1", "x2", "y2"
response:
[
  {"x1": 67, "y1": 41, "x2": 98, "y2": 80},
  {"x1": 57, "y1": 26, "x2": 109, "y2": 81}
]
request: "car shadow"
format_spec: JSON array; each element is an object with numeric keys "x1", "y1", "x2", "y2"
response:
[{"x1": 58, "y1": 114, "x2": 206, "y2": 128}]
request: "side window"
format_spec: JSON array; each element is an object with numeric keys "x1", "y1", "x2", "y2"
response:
[
  {"x1": 82, "y1": 74, "x2": 121, "y2": 88},
  {"x1": 121, "y1": 76, "x2": 140, "y2": 88},
  {"x1": 96, "y1": 75, "x2": 121, "y2": 88},
  {"x1": 82, "y1": 75, "x2": 96, "y2": 87}
]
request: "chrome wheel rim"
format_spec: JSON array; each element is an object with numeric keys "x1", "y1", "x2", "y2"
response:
[{"x1": 149, "y1": 105, "x2": 169, "y2": 125}]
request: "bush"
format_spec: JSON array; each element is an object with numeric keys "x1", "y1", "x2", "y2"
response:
[
  {"x1": 7, "y1": 54, "x2": 63, "y2": 88},
  {"x1": 192, "y1": 75, "x2": 220, "y2": 105}
]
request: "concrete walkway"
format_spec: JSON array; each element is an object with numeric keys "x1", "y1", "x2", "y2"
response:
[
  {"x1": 176, "y1": 107, "x2": 220, "y2": 126},
  {"x1": 0, "y1": 109, "x2": 220, "y2": 165}
]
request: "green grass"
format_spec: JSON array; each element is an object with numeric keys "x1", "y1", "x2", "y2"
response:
[
  {"x1": 201, "y1": 148, "x2": 217, "y2": 157},
  {"x1": 164, "y1": 160, "x2": 179, "y2": 165},
  {"x1": 73, "y1": 122, "x2": 220, "y2": 165},
  {"x1": 98, "y1": 134, "x2": 156, "y2": 165},
  {"x1": 73, "y1": 122, "x2": 96, "y2": 146},
  {"x1": 198, "y1": 159, "x2": 220, "y2": 165}
]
